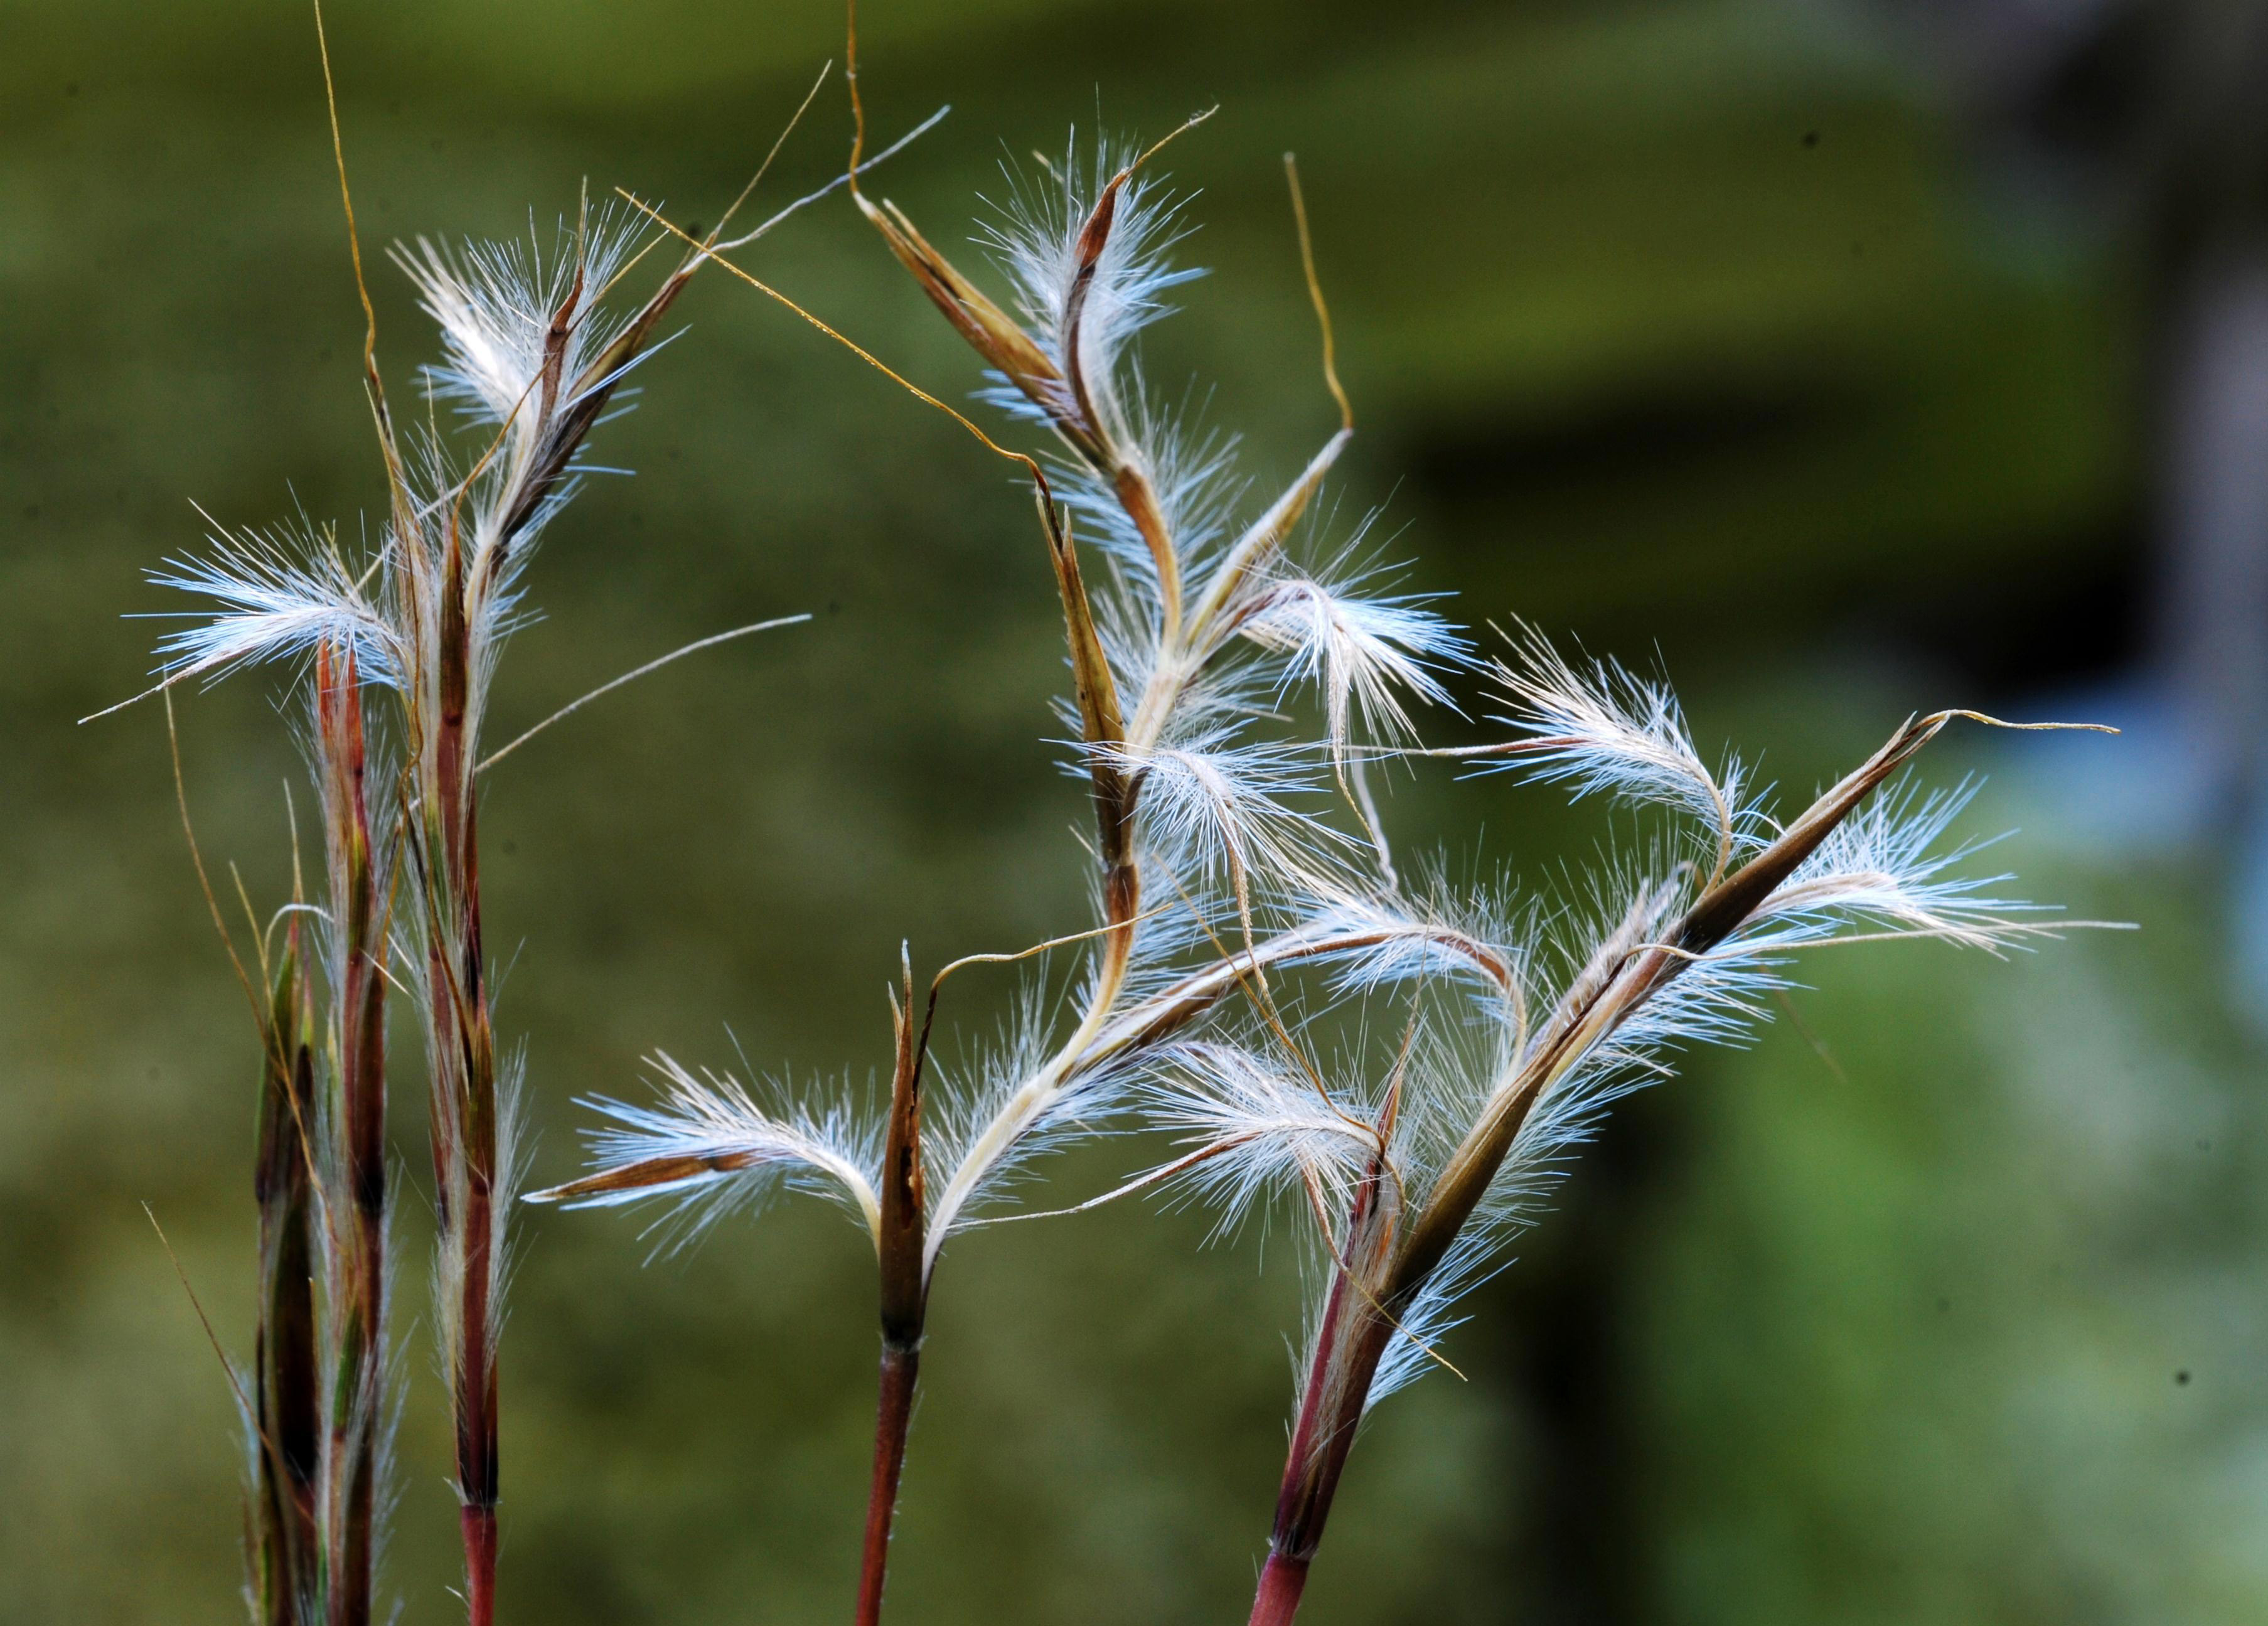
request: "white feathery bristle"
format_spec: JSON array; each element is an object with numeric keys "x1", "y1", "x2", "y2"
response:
[
  {"x1": 1140, "y1": 1042, "x2": 1383, "y2": 1232},
  {"x1": 1108, "y1": 734, "x2": 1355, "y2": 904},
  {"x1": 919, "y1": 985, "x2": 1066, "y2": 1207},
  {"x1": 1487, "y1": 629, "x2": 1753, "y2": 855},
  {"x1": 1045, "y1": 408, "x2": 1244, "y2": 651},
  {"x1": 1286, "y1": 890, "x2": 1525, "y2": 1012},
  {"x1": 146, "y1": 524, "x2": 400, "y2": 686},
  {"x1": 1240, "y1": 570, "x2": 1465, "y2": 757},
  {"x1": 919, "y1": 980, "x2": 1160, "y2": 1257},
  {"x1": 978, "y1": 132, "x2": 1203, "y2": 447},
  {"x1": 550, "y1": 1055, "x2": 884, "y2": 1251},
  {"x1": 1746, "y1": 776, "x2": 2041, "y2": 953},
  {"x1": 1366, "y1": 1229, "x2": 1493, "y2": 1408},
  {"x1": 394, "y1": 208, "x2": 645, "y2": 444}
]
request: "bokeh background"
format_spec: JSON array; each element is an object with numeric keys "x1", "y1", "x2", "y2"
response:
[{"x1": 4, "y1": 0, "x2": 2264, "y2": 1621}]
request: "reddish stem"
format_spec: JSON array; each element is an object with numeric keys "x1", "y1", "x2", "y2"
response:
[
  {"x1": 854, "y1": 1342, "x2": 921, "y2": 1626},
  {"x1": 1245, "y1": 1159, "x2": 1400, "y2": 1626},
  {"x1": 426, "y1": 533, "x2": 505, "y2": 1626},
  {"x1": 1248, "y1": 1554, "x2": 1310, "y2": 1626},
  {"x1": 461, "y1": 1504, "x2": 496, "y2": 1626},
  {"x1": 319, "y1": 645, "x2": 387, "y2": 1626},
  {"x1": 454, "y1": 1249, "x2": 498, "y2": 1626}
]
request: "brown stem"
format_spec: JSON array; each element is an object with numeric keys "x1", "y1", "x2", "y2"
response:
[
  {"x1": 855, "y1": 1340, "x2": 921, "y2": 1626},
  {"x1": 1264, "y1": 1269, "x2": 1394, "y2": 1561},
  {"x1": 1244, "y1": 1301, "x2": 1393, "y2": 1626}
]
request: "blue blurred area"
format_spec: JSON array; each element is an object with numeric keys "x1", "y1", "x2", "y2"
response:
[{"x1": 1, "y1": 1, "x2": 2260, "y2": 1622}]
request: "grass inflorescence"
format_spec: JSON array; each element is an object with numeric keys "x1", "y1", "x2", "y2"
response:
[{"x1": 114, "y1": 8, "x2": 2121, "y2": 1625}]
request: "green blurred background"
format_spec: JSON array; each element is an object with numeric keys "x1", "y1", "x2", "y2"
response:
[{"x1": 4, "y1": 0, "x2": 2263, "y2": 1622}]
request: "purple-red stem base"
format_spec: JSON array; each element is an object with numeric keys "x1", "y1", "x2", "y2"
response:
[
  {"x1": 461, "y1": 1505, "x2": 496, "y2": 1626},
  {"x1": 1249, "y1": 1553, "x2": 1310, "y2": 1626},
  {"x1": 854, "y1": 1342, "x2": 920, "y2": 1626}
]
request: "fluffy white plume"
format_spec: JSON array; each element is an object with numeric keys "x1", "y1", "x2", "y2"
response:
[
  {"x1": 1746, "y1": 776, "x2": 2041, "y2": 953},
  {"x1": 1140, "y1": 1042, "x2": 1383, "y2": 1230},
  {"x1": 146, "y1": 523, "x2": 400, "y2": 686},
  {"x1": 537, "y1": 1056, "x2": 884, "y2": 1251},
  {"x1": 1484, "y1": 629, "x2": 1757, "y2": 870},
  {"x1": 1149, "y1": 730, "x2": 2070, "y2": 1424},
  {"x1": 1281, "y1": 889, "x2": 1526, "y2": 1017},
  {"x1": 1239, "y1": 563, "x2": 1464, "y2": 755},
  {"x1": 1365, "y1": 1229, "x2": 1492, "y2": 1408},
  {"x1": 395, "y1": 206, "x2": 646, "y2": 446},
  {"x1": 1056, "y1": 409, "x2": 1244, "y2": 651},
  {"x1": 976, "y1": 134, "x2": 1203, "y2": 449},
  {"x1": 919, "y1": 984, "x2": 1158, "y2": 1261},
  {"x1": 1110, "y1": 735, "x2": 1355, "y2": 906}
]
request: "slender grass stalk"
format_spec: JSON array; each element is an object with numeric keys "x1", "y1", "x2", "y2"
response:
[
  {"x1": 390, "y1": 220, "x2": 703, "y2": 1623},
  {"x1": 854, "y1": 1345, "x2": 919, "y2": 1626},
  {"x1": 251, "y1": 911, "x2": 319, "y2": 1626},
  {"x1": 314, "y1": 640, "x2": 389, "y2": 1626}
]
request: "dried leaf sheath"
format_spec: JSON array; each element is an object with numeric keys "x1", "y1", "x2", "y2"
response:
[
  {"x1": 857, "y1": 962, "x2": 929, "y2": 1626},
  {"x1": 417, "y1": 521, "x2": 505, "y2": 1613},
  {"x1": 240, "y1": 642, "x2": 394, "y2": 1626}
]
